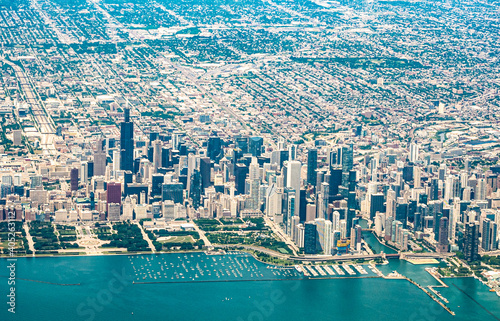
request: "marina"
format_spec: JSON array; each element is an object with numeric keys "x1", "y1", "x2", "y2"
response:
[{"x1": 129, "y1": 251, "x2": 302, "y2": 283}]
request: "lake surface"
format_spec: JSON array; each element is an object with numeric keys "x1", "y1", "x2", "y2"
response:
[{"x1": 0, "y1": 238, "x2": 498, "y2": 321}]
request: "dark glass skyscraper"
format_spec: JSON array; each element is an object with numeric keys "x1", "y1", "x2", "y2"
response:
[
  {"x1": 120, "y1": 108, "x2": 134, "y2": 171},
  {"x1": 234, "y1": 163, "x2": 248, "y2": 195},
  {"x1": 70, "y1": 168, "x2": 79, "y2": 191},
  {"x1": 307, "y1": 148, "x2": 318, "y2": 187},
  {"x1": 249, "y1": 136, "x2": 263, "y2": 157},
  {"x1": 370, "y1": 193, "x2": 385, "y2": 220},
  {"x1": 207, "y1": 136, "x2": 222, "y2": 162},
  {"x1": 464, "y1": 222, "x2": 479, "y2": 262},
  {"x1": 304, "y1": 222, "x2": 318, "y2": 254}
]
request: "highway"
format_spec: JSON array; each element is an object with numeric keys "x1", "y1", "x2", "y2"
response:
[{"x1": 2, "y1": 58, "x2": 57, "y2": 154}]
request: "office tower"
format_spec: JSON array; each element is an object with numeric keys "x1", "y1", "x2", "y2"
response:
[
  {"x1": 207, "y1": 137, "x2": 222, "y2": 162},
  {"x1": 87, "y1": 161, "x2": 94, "y2": 180},
  {"x1": 94, "y1": 137, "x2": 106, "y2": 176},
  {"x1": 370, "y1": 193, "x2": 385, "y2": 220},
  {"x1": 315, "y1": 218, "x2": 333, "y2": 255},
  {"x1": 304, "y1": 222, "x2": 318, "y2": 254},
  {"x1": 414, "y1": 212, "x2": 422, "y2": 232},
  {"x1": 106, "y1": 182, "x2": 122, "y2": 216},
  {"x1": 307, "y1": 148, "x2": 318, "y2": 187},
  {"x1": 386, "y1": 188, "x2": 396, "y2": 218},
  {"x1": 288, "y1": 144, "x2": 297, "y2": 161},
  {"x1": 162, "y1": 182, "x2": 184, "y2": 203},
  {"x1": 187, "y1": 153, "x2": 199, "y2": 194},
  {"x1": 287, "y1": 160, "x2": 302, "y2": 214},
  {"x1": 152, "y1": 174, "x2": 164, "y2": 197},
  {"x1": 318, "y1": 182, "x2": 329, "y2": 219},
  {"x1": 161, "y1": 147, "x2": 171, "y2": 168},
  {"x1": 370, "y1": 158, "x2": 378, "y2": 182},
  {"x1": 341, "y1": 144, "x2": 353, "y2": 172},
  {"x1": 152, "y1": 140, "x2": 162, "y2": 173},
  {"x1": 403, "y1": 165, "x2": 413, "y2": 182},
  {"x1": 108, "y1": 203, "x2": 121, "y2": 222},
  {"x1": 475, "y1": 178, "x2": 487, "y2": 200},
  {"x1": 172, "y1": 131, "x2": 185, "y2": 151},
  {"x1": 200, "y1": 157, "x2": 211, "y2": 189},
  {"x1": 306, "y1": 204, "x2": 316, "y2": 222},
  {"x1": 329, "y1": 168, "x2": 342, "y2": 200},
  {"x1": 439, "y1": 164, "x2": 447, "y2": 181},
  {"x1": 236, "y1": 136, "x2": 248, "y2": 153},
  {"x1": 282, "y1": 187, "x2": 296, "y2": 235},
  {"x1": 351, "y1": 225, "x2": 362, "y2": 252},
  {"x1": 481, "y1": 218, "x2": 498, "y2": 251},
  {"x1": 436, "y1": 217, "x2": 449, "y2": 253},
  {"x1": 112, "y1": 149, "x2": 120, "y2": 173},
  {"x1": 189, "y1": 170, "x2": 202, "y2": 209},
  {"x1": 464, "y1": 222, "x2": 479, "y2": 262},
  {"x1": 70, "y1": 168, "x2": 79, "y2": 191},
  {"x1": 234, "y1": 163, "x2": 249, "y2": 195},
  {"x1": 429, "y1": 178, "x2": 439, "y2": 201},
  {"x1": 395, "y1": 202, "x2": 408, "y2": 228},
  {"x1": 120, "y1": 108, "x2": 134, "y2": 171},
  {"x1": 249, "y1": 136, "x2": 263, "y2": 157},
  {"x1": 80, "y1": 162, "x2": 88, "y2": 184},
  {"x1": 409, "y1": 143, "x2": 419, "y2": 163},
  {"x1": 414, "y1": 166, "x2": 421, "y2": 188}
]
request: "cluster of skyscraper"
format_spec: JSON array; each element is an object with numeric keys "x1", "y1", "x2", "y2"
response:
[{"x1": 1, "y1": 111, "x2": 498, "y2": 262}]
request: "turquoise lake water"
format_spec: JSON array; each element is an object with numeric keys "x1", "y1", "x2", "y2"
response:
[{"x1": 0, "y1": 234, "x2": 498, "y2": 321}]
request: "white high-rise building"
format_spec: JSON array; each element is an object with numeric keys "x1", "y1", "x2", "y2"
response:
[
  {"x1": 112, "y1": 150, "x2": 120, "y2": 173},
  {"x1": 414, "y1": 166, "x2": 421, "y2": 188},
  {"x1": 80, "y1": 162, "x2": 88, "y2": 184},
  {"x1": 286, "y1": 160, "x2": 302, "y2": 215},
  {"x1": 315, "y1": 218, "x2": 333, "y2": 255},
  {"x1": 122, "y1": 196, "x2": 135, "y2": 220},
  {"x1": 186, "y1": 153, "x2": 199, "y2": 193},
  {"x1": 332, "y1": 211, "x2": 340, "y2": 231},
  {"x1": 386, "y1": 188, "x2": 396, "y2": 218},
  {"x1": 249, "y1": 157, "x2": 260, "y2": 181},
  {"x1": 288, "y1": 144, "x2": 297, "y2": 161},
  {"x1": 152, "y1": 139, "x2": 162, "y2": 173},
  {"x1": 94, "y1": 138, "x2": 107, "y2": 176},
  {"x1": 476, "y1": 178, "x2": 487, "y2": 200},
  {"x1": 409, "y1": 143, "x2": 419, "y2": 163}
]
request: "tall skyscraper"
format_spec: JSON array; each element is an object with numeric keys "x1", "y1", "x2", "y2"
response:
[
  {"x1": 106, "y1": 182, "x2": 122, "y2": 216},
  {"x1": 93, "y1": 137, "x2": 106, "y2": 176},
  {"x1": 249, "y1": 136, "x2": 263, "y2": 157},
  {"x1": 120, "y1": 108, "x2": 134, "y2": 172},
  {"x1": 200, "y1": 157, "x2": 211, "y2": 189},
  {"x1": 341, "y1": 144, "x2": 353, "y2": 173},
  {"x1": 189, "y1": 170, "x2": 202, "y2": 209},
  {"x1": 464, "y1": 222, "x2": 479, "y2": 262},
  {"x1": 436, "y1": 217, "x2": 449, "y2": 253},
  {"x1": 304, "y1": 222, "x2": 317, "y2": 254},
  {"x1": 152, "y1": 139, "x2": 162, "y2": 173},
  {"x1": 287, "y1": 160, "x2": 302, "y2": 216},
  {"x1": 207, "y1": 136, "x2": 222, "y2": 162},
  {"x1": 70, "y1": 168, "x2": 79, "y2": 191},
  {"x1": 370, "y1": 193, "x2": 385, "y2": 220},
  {"x1": 151, "y1": 174, "x2": 164, "y2": 197},
  {"x1": 307, "y1": 148, "x2": 318, "y2": 187},
  {"x1": 288, "y1": 144, "x2": 297, "y2": 161},
  {"x1": 409, "y1": 142, "x2": 419, "y2": 163},
  {"x1": 234, "y1": 163, "x2": 248, "y2": 195},
  {"x1": 481, "y1": 218, "x2": 497, "y2": 251}
]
